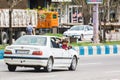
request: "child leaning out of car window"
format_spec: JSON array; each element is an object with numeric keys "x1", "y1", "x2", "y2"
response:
[{"x1": 61, "y1": 39, "x2": 69, "y2": 50}]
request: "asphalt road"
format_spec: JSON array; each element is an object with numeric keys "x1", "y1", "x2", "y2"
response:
[{"x1": 0, "y1": 55, "x2": 120, "y2": 80}]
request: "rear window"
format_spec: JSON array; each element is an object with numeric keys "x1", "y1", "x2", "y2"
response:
[{"x1": 13, "y1": 36, "x2": 47, "y2": 46}]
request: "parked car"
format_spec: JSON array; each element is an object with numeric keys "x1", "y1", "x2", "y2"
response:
[
  {"x1": 63, "y1": 25, "x2": 93, "y2": 41},
  {"x1": 4, "y1": 35, "x2": 79, "y2": 72}
]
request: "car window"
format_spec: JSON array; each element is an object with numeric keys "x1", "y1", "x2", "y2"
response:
[
  {"x1": 90, "y1": 26, "x2": 93, "y2": 30},
  {"x1": 50, "y1": 37, "x2": 60, "y2": 48},
  {"x1": 70, "y1": 25, "x2": 84, "y2": 31},
  {"x1": 87, "y1": 26, "x2": 93, "y2": 31},
  {"x1": 85, "y1": 26, "x2": 93, "y2": 31},
  {"x1": 13, "y1": 36, "x2": 47, "y2": 46},
  {"x1": 78, "y1": 26, "x2": 84, "y2": 30},
  {"x1": 85, "y1": 26, "x2": 88, "y2": 31}
]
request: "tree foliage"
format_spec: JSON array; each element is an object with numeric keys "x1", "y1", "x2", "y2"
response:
[{"x1": 7, "y1": 0, "x2": 22, "y2": 8}]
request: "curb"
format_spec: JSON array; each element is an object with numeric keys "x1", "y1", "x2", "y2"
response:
[
  {"x1": 76, "y1": 45, "x2": 120, "y2": 56},
  {"x1": 0, "y1": 50, "x2": 4, "y2": 59}
]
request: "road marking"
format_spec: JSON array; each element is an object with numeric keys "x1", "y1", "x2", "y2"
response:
[
  {"x1": 79, "y1": 62, "x2": 102, "y2": 66},
  {"x1": 105, "y1": 70, "x2": 120, "y2": 73},
  {"x1": 111, "y1": 79, "x2": 120, "y2": 80}
]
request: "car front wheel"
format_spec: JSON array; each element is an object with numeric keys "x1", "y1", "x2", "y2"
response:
[
  {"x1": 44, "y1": 58, "x2": 53, "y2": 72},
  {"x1": 8, "y1": 65, "x2": 16, "y2": 72},
  {"x1": 69, "y1": 56, "x2": 77, "y2": 71}
]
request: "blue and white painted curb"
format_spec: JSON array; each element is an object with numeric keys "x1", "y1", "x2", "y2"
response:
[
  {"x1": 75, "y1": 45, "x2": 120, "y2": 56},
  {"x1": 0, "y1": 50, "x2": 4, "y2": 59}
]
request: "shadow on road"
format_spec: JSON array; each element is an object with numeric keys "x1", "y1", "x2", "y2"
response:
[{"x1": 3, "y1": 68, "x2": 70, "y2": 73}]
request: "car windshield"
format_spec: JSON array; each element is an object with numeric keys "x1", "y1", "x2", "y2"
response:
[
  {"x1": 69, "y1": 25, "x2": 84, "y2": 31},
  {"x1": 13, "y1": 35, "x2": 47, "y2": 46}
]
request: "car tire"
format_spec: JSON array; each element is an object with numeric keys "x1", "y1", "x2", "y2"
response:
[
  {"x1": 69, "y1": 56, "x2": 77, "y2": 71},
  {"x1": 8, "y1": 65, "x2": 16, "y2": 72},
  {"x1": 0, "y1": 32, "x2": 8, "y2": 44},
  {"x1": 44, "y1": 58, "x2": 53, "y2": 72},
  {"x1": 78, "y1": 34, "x2": 84, "y2": 41}
]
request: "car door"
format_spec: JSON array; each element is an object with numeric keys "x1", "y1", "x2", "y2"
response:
[
  {"x1": 61, "y1": 49, "x2": 72, "y2": 66},
  {"x1": 50, "y1": 37, "x2": 63, "y2": 66}
]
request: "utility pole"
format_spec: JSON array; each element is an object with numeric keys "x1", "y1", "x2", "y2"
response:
[
  {"x1": 7, "y1": 0, "x2": 22, "y2": 45},
  {"x1": 87, "y1": 0, "x2": 103, "y2": 44},
  {"x1": 93, "y1": 4, "x2": 99, "y2": 43},
  {"x1": 9, "y1": 8, "x2": 12, "y2": 45},
  {"x1": 7, "y1": 0, "x2": 13, "y2": 45},
  {"x1": 107, "y1": 0, "x2": 110, "y2": 22}
]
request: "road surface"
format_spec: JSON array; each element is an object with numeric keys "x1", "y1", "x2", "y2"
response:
[{"x1": 0, "y1": 55, "x2": 120, "y2": 80}]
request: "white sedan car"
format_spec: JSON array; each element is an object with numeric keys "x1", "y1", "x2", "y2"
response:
[
  {"x1": 4, "y1": 35, "x2": 79, "y2": 72},
  {"x1": 63, "y1": 25, "x2": 93, "y2": 41}
]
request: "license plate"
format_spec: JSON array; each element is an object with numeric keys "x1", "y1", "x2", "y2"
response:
[{"x1": 16, "y1": 50, "x2": 29, "y2": 54}]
